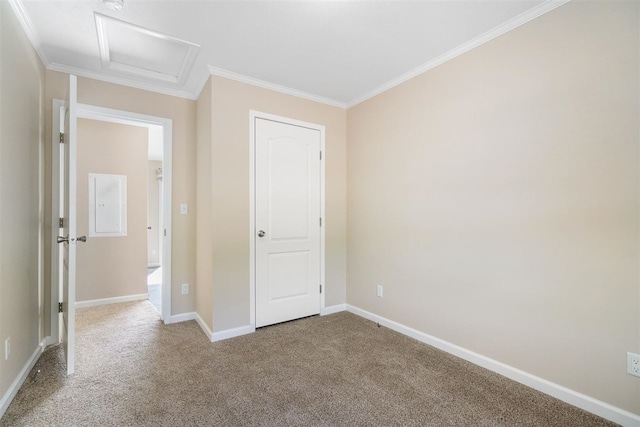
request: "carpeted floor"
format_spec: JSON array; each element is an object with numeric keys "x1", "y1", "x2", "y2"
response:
[{"x1": 1, "y1": 301, "x2": 615, "y2": 426}]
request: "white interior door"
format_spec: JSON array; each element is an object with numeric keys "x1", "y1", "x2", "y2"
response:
[
  {"x1": 60, "y1": 75, "x2": 80, "y2": 376},
  {"x1": 255, "y1": 118, "x2": 321, "y2": 327}
]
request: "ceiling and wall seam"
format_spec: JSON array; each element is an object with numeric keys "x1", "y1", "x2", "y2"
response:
[
  {"x1": 7, "y1": 0, "x2": 50, "y2": 68},
  {"x1": 8, "y1": 0, "x2": 569, "y2": 107},
  {"x1": 46, "y1": 62, "x2": 198, "y2": 100},
  {"x1": 345, "y1": 0, "x2": 570, "y2": 108},
  {"x1": 207, "y1": 66, "x2": 348, "y2": 109}
]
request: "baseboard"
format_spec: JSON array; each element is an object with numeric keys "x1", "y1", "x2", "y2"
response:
[
  {"x1": 44, "y1": 335, "x2": 57, "y2": 347},
  {"x1": 211, "y1": 324, "x2": 255, "y2": 343},
  {"x1": 75, "y1": 293, "x2": 148, "y2": 308},
  {"x1": 166, "y1": 312, "x2": 196, "y2": 324},
  {"x1": 173, "y1": 312, "x2": 253, "y2": 343},
  {"x1": 346, "y1": 305, "x2": 640, "y2": 427},
  {"x1": 320, "y1": 303, "x2": 346, "y2": 316},
  {"x1": 194, "y1": 312, "x2": 213, "y2": 341},
  {"x1": 0, "y1": 339, "x2": 46, "y2": 419}
]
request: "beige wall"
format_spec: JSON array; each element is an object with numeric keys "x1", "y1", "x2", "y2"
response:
[
  {"x1": 44, "y1": 70, "x2": 197, "y2": 329},
  {"x1": 0, "y1": 0, "x2": 46, "y2": 404},
  {"x1": 196, "y1": 78, "x2": 213, "y2": 330},
  {"x1": 148, "y1": 160, "x2": 162, "y2": 265},
  {"x1": 347, "y1": 0, "x2": 639, "y2": 414},
  {"x1": 6, "y1": 0, "x2": 634, "y2": 418},
  {"x1": 76, "y1": 119, "x2": 148, "y2": 302},
  {"x1": 204, "y1": 76, "x2": 347, "y2": 332}
]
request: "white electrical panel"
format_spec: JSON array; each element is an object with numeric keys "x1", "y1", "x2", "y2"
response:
[{"x1": 89, "y1": 173, "x2": 127, "y2": 237}]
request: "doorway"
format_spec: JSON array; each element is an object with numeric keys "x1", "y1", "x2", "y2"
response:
[
  {"x1": 250, "y1": 111, "x2": 326, "y2": 328},
  {"x1": 51, "y1": 101, "x2": 173, "y2": 348}
]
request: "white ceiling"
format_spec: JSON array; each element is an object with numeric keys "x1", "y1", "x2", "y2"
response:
[{"x1": 13, "y1": 0, "x2": 564, "y2": 107}]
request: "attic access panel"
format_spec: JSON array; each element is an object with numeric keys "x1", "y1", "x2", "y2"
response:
[{"x1": 95, "y1": 13, "x2": 200, "y2": 84}]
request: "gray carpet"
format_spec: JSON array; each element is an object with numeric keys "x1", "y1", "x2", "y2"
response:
[{"x1": 1, "y1": 301, "x2": 615, "y2": 426}]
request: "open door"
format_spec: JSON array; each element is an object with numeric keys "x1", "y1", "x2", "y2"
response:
[{"x1": 58, "y1": 75, "x2": 84, "y2": 376}]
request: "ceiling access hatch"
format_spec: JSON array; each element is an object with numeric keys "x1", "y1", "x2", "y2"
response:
[{"x1": 95, "y1": 13, "x2": 200, "y2": 84}]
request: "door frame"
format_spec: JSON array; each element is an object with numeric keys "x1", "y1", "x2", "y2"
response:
[
  {"x1": 51, "y1": 100, "x2": 173, "y2": 326},
  {"x1": 249, "y1": 110, "x2": 326, "y2": 328},
  {"x1": 51, "y1": 99, "x2": 65, "y2": 344}
]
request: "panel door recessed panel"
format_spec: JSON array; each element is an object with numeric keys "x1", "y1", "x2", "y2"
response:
[
  {"x1": 268, "y1": 137, "x2": 310, "y2": 241},
  {"x1": 268, "y1": 251, "x2": 310, "y2": 301}
]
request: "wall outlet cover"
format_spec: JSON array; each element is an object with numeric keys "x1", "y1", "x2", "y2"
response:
[
  {"x1": 181, "y1": 283, "x2": 189, "y2": 295},
  {"x1": 628, "y1": 352, "x2": 640, "y2": 377}
]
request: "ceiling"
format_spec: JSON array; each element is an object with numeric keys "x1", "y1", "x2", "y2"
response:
[{"x1": 12, "y1": 0, "x2": 564, "y2": 108}]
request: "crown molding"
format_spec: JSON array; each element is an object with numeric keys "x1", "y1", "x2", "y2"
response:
[
  {"x1": 345, "y1": 0, "x2": 571, "y2": 108},
  {"x1": 10, "y1": 0, "x2": 569, "y2": 108},
  {"x1": 9, "y1": 0, "x2": 199, "y2": 100},
  {"x1": 208, "y1": 66, "x2": 348, "y2": 109},
  {"x1": 193, "y1": 72, "x2": 212, "y2": 100},
  {"x1": 47, "y1": 62, "x2": 198, "y2": 100},
  {"x1": 7, "y1": 0, "x2": 50, "y2": 67}
]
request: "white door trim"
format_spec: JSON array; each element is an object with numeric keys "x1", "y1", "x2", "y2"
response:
[
  {"x1": 51, "y1": 99, "x2": 65, "y2": 344},
  {"x1": 249, "y1": 110, "x2": 326, "y2": 328},
  {"x1": 51, "y1": 100, "x2": 173, "y2": 325}
]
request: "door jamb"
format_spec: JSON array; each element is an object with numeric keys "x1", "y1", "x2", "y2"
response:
[
  {"x1": 51, "y1": 100, "x2": 173, "y2": 328},
  {"x1": 249, "y1": 110, "x2": 326, "y2": 328},
  {"x1": 50, "y1": 99, "x2": 65, "y2": 344}
]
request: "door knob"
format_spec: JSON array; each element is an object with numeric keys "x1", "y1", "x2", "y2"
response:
[
  {"x1": 75, "y1": 236, "x2": 87, "y2": 243},
  {"x1": 257, "y1": 230, "x2": 266, "y2": 238},
  {"x1": 57, "y1": 236, "x2": 69, "y2": 244}
]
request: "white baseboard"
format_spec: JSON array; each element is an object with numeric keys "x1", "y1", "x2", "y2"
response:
[
  {"x1": 211, "y1": 324, "x2": 255, "y2": 343},
  {"x1": 44, "y1": 335, "x2": 57, "y2": 347},
  {"x1": 194, "y1": 312, "x2": 213, "y2": 341},
  {"x1": 165, "y1": 312, "x2": 196, "y2": 324},
  {"x1": 0, "y1": 339, "x2": 46, "y2": 419},
  {"x1": 346, "y1": 305, "x2": 640, "y2": 427},
  {"x1": 321, "y1": 304, "x2": 346, "y2": 316},
  {"x1": 180, "y1": 312, "x2": 254, "y2": 343},
  {"x1": 75, "y1": 293, "x2": 148, "y2": 308},
  {"x1": 192, "y1": 304, "x2": 346, "y2": 341}
]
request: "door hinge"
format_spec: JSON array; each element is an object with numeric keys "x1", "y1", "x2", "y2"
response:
[
  {"x1": 59, "y1": 217, "x2": 64, "y2": 228},
  {"x1": 58, "y1": 302, "x2": 63, "y2": 313},
  {"x1": 164, "y1": 228, "x2": 167, "y2": 237},
  {"x1": 320, "y1": 284, "x2": 322, "y2": 293},
  {"x1": 320, "y1": 151, "x2": 322, "y2": 160},
  {"x1": 59, "y1": 132, "x2": 64, "y2": 144},
  {"x1": 319, "y1": 217, "x2": 322, "y2": 227}
]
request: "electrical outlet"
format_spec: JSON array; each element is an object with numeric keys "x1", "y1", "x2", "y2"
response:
[
  {"x1": 628, "y1": 352, "x2": 640, "y2": 377},
  {"x1": 4, "y1": 337, "x2": 10, "y2": 361},
  {"x1": 181, "y1": 283, "x2": 190, "y2": 295},
  {"x1": 377, "y1": 285, "x2": 383, "y2": 298}
]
